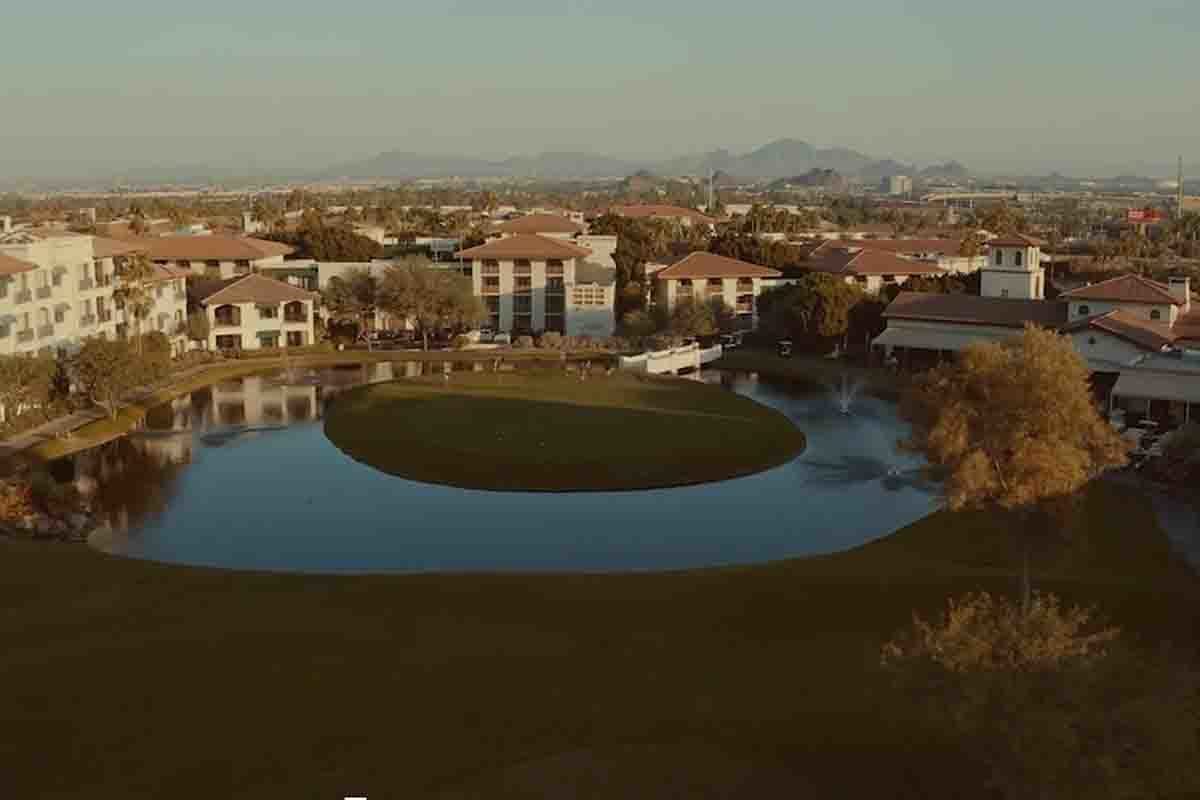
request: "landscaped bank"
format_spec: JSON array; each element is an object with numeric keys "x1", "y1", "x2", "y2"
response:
[
  {"x1": 1, "y1": 483, "x2": 1195, "y2": 798},
  {"x1": 15, "y1": 348, "x2": 613, "y2": 463},
  {"x1": 324, "y1": 370, "x2": 806, "y2": 491}
]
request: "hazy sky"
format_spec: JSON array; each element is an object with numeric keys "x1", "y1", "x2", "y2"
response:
[{"x1": 2, "y1": 0, "x2": 1197, "y2": 178}]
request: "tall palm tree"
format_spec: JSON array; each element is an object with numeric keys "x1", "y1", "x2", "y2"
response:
[{"x1": 114, "y1": 252, "x2": 156, "y2": 355}]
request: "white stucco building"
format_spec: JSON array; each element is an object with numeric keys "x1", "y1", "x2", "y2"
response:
[
  {"x1": 654, "y1": 252, "x2": 780, "y2": 331},
  {"x1": 139, "y1": 235, "x2": 294, "y2": 280},
  {"x1": 0, "y1": 231, "x2": 188, "y2": 358},
  {"x1": 194, "y1": 273, "x2": 318, "y2": 351},
  {"x1": 457, "y1": 233, "x2": 615, "y2": 337}
]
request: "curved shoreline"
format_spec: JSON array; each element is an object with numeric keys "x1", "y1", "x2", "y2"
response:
[
  {"x1": 19, "y1": 349, "x2": 614, "y2": 463},
  {"x1": 323, "y1": 373, "x2": 807, "y2": 493}
]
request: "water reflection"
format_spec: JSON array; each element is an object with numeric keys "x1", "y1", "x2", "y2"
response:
[{"x1": 57, "y1": 362, "x2": 939, "y2": 574}]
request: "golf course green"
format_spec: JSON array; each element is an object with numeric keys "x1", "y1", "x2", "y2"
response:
[{"x1": 323, "y1": 370, "x2": 807, "y2": 491}]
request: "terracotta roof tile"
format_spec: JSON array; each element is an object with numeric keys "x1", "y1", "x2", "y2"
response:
[
  {"x1": 808, "y1": 247, "x2": 947, "y2": 277},
  {"x1": 816, "y1": 238, "x2": 966, "y2": 257},
  {"x1": 656, "y1": 252, "x2": 781, "y2": 279},
  {"x1": 1061, "y1": 309, "x2": 1175, "y2": 351},
  {"x1": 137, "y1": 235, "x2": 295, "y2": 262},
  {"x1": 610, "y1": 204, "x2": 717, "y2": 225},
  {"x1": 883, "y1": 292, "x2": 1068, "y2": 328},
  {"x1": 457, "y1": 234, "x2": 592, "y2": 261},
  {"x1": 987, "y1": 233, "x2": 1046, "y2": 248},
  {"x1": 92, "y1": 236, "x2": 148, "y2": 259},
  {"x1": 0, "y1": 253, "x2": 39, "y2": 276},
  {"x1": 492, "y1": 214, "x2": 584, "y2": 235},
  {"x1": 195, "y1": 273, "x2": 316, "y2": 306},
  {"x1": 1061, "y1": 274, "x2": 1181, "y2": 305}
]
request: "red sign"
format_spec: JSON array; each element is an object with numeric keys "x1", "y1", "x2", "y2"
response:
[{"x1": 1127, "y1": 208, "x2": 1165, "y2": 223}]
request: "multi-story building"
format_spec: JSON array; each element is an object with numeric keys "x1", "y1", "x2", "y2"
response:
[
  {"x1": 457, "y1": 234, "x2": 615, "y2": 337},
  {"x1": 0, "y1": 230, "x2": 188, "y2": 357},
  {"x1": 194, "y1": 273, "x2": 318, "y2": 351},
  {"x1": 804, "y1": 246, "x2": 948, "y2": 294},
  {"x1": 138, "y1": 235, "x2": 294, "y2": 280},
  {"x1": 653, "y1": 252, "x2": 781, "y2": 330}
]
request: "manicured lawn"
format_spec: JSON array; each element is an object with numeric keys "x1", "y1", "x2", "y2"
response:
[
  {"x1": 1, "y1": 483, "x2": 1195, "y2": 798},
  {"x1": 324, "y1": 370, "x2": 807, "y2": 491}
]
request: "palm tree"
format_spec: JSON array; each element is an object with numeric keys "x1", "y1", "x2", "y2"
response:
[{"x1": 113, "y1": 252, "x2": 156, "y2": 355}]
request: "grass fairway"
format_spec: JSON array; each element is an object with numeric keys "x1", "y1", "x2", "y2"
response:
[
  {"x1": 1, "y1": 483, "x2": 1196, "y2": 798},
  {"x1": 323, "y1": 370, "x2": 807, "y2": 491}
]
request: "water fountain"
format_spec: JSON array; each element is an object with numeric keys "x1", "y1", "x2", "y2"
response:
[{"x1": 834, "y1": 374, "x2": 863, "y2": 415}]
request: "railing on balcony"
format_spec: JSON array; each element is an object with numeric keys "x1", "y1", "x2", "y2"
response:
[
  {"x1": 214, "y1": 317, "x2": 241, "y2": 329},
  {"x1": 17, "y1": 329, "x2": 35, "y2": 343},
  {"x1": 15, "y1": 289, "x2": 32, "y2": 304},
  {"x1": 36, "y1": 286, "x2": 52, "y2": 299},
  {"x1": 284, "y1": 313, "x2": 308, "y2": 324},
  {"x1": 97, "y1": 275, "x2": 113, "y2": 288},
  {"x1": 78, "y1": 278, "x2": 94, "y2": 291},
  {"x1": 99, "y1": 310, "x2": 113, "y2": 324},
  {"x1": 37, "y1": 324, "x2": 54, "y2": 339},
  {"x1": 79, "y1": 314, "x2": 97, "y2": 327}
]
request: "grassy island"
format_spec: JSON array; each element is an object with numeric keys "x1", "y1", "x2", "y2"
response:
[{"x1": 323, "y1": 369, "x2": 807, "y2": 491}]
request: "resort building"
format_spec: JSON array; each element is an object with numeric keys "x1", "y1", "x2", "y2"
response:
[
  {"x1": 490, "y1": 213, "x2": 585, "y2": 239},
  {"x1": 804, "y1": 245, "x2": 948, "y2": 294},
  {"x1": 0, "y1": 230, "x2": 188, "y2": 357},
  {"x1": 872, "y1": 236, "x2": 1200, "y2": 428},
  {"x1": 193, "y1": 273, "x2": 318, "y2": 351},
  {"x1": 609, "y1": 204, "x2": 718, "y2": 228},
  {"x1": 654, "y1": 252, "x2": 781, "y2": 330},
  {"x1": 136, "y1": 235, "x2": 294, "y2": 280},
  {"x1": 809, "y1": 238, "x2": 988, "y2": 275},
  {"x1": 457, "y1": 234, "x2": 616, "y2": 337}
]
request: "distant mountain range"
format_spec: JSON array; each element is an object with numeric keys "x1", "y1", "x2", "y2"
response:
[{"x1": 320, "y1": 139, "x2": 936, "y2": 183}]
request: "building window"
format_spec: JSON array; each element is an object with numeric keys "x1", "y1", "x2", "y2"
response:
[
  {"x1": 513, "y1": 260, "x2": 532, "y2": 276},
  {"x1": 1001, "y1": 289, "x2": 1010, "y2": 298},
  {"x1": 482, "y1": 277, "x2": 500, "y2": 294},
  {"x1": 1078, "y1": 305, "x2": 1090, "y2": 317},
  {"x1": 1014, "y1": 250, "x2": 1023, "y2": 267},
  {"x1": 994, "y1": 250, "x2": 1003, "y2": 266},
  {"x1": 482, "y1": 260, "x2": 500, "y2": 275},
  {"x1": 546, "y1": 260, "x2": 564, "y2": 276},
  {"x1": 572, "y1": 285, "x2": 607, "y2": 307},
  {"x1": 1150, "y1": 309, "x2": 1162, "y2": 321},
  {"x1": 514, "y1": 277, "x2": 532, "y2": 293}
]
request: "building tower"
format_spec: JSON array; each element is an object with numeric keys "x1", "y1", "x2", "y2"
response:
[{"x1": 981, "y1": 234, "x2": 1046, "y2": 300}]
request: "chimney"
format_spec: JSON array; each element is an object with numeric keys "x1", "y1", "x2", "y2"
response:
[{"x1": 1169, "y1": 276, "x2": 1191, "y2": 313}]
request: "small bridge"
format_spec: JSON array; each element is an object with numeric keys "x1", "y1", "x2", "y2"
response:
[{"x1": 619, "y1": 343, "x2": 723, "y2": 376}]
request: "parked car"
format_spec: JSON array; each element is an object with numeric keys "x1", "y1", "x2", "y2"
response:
[{"x1": 493, "y1": 332, "x2": 512, "y2": 346}]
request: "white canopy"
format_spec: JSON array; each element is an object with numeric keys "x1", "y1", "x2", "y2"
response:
[
  {"x1": 1112, "y1": 371, "x2": 1200, "y2": 405},
  {"x1": 872, "y1": 326, "x2": 1013, "y2": 352}
]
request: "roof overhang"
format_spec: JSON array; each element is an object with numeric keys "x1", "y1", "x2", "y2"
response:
[{"x1": 1113, "y1": 371, "x2": 1200, "y2": 405}]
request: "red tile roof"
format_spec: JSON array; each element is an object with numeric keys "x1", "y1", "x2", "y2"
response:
[
  {"x1": 656, "y1": 252, "x2": 781, "y2": 279},
  {"x1": 195, "y1": 273, "x2": 316, "y2": 306},
  {"x1": 1171, "y1": 309, "x2": 1200, "y2": 344},
  {"x1": 1061, "y1": 274, "x2": 1182, "y2": 306},
  {"x1": 456, "y1": 234, "x2": 592, "y2": 261},
  {"x1": 137, "y1": 235, "x2": 294, "y2": 262},
  {"x1": 987, "y1": 233, "x2": 1046, "y2": 248},
  {"x1": 0, "y1": 253, "x2": 39, "y2": 276},
  {"x1": 1061, "y1": 309, "x2": 1175, "y2": 352},
  {"x1": 815, "y1": 238, "x2": 966, "y2": 257},
  {"x1": 883, "y1": 292, "x2": 1068, "y2": 328},
  {"x1": 492, "y1": 214, "x2": 584, "y2": 235},
  {"x1": 92, "y1": 236, "x2": 148, "y2": 259},
  {"x1": 610, "y1": 204, "x2": 717, "y2": 225},
  {"x1": 808, "y1": 247, "x2": 947, "y2": 277}
]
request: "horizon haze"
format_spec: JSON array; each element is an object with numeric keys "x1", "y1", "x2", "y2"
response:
[{"x1": 2, "y1": 0, "x2": 1198, "y2": 182}]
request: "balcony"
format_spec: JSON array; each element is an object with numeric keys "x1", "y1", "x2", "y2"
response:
[
  {"x1": 284, "y1": 313, "x2": 309, "y2": 324},
  {"x1": 99, "y1": 310, "x2": 113, "y2": 324},
  {"x1": 17, "y1": 329, "x2": 35, "y2": 344},
  {"x1": 37, "y1": 324, "x2": 54, "y2": 339},
  {"x1": 79, "y1": 314, "x2": 97, "y2": 328},
  {"x1": 78, "y1": 278, "x2": 95, "y2": 291},
  {"x1": 36, "y1": 286, "x2": 52, "y2": 300},
  {"x1": 97, "y1": 275, "x2": 113, "y2": 288},
  {"x1": 676, "y1": 289, "x2": 694, "y2": 301},
  {"x1": 214, "y1": 320, "x2": 241, "y2": 330},
  {"x1": 15, "y1": 289, "x2": 32, "y2": 304}
]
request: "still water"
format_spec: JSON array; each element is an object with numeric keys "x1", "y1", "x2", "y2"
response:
[{"x1": 55, "y1": 362, "x2": 937, "y2": 574}]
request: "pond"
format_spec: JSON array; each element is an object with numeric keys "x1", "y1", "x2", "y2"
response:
[{"x1": 54, "y1": 361, "x2": 938, "y2": 574}]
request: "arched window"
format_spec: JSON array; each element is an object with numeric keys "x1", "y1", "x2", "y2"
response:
[
  {"x1": 994, "y1": 250, "x2": 1003, "y2": 266},
  {"x1": 1014, "y1": 250, "x2": 1023, "y2": 267},
  {"x1": 1150, "y1": 309, "x2": 1162, "y2": 321}
]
